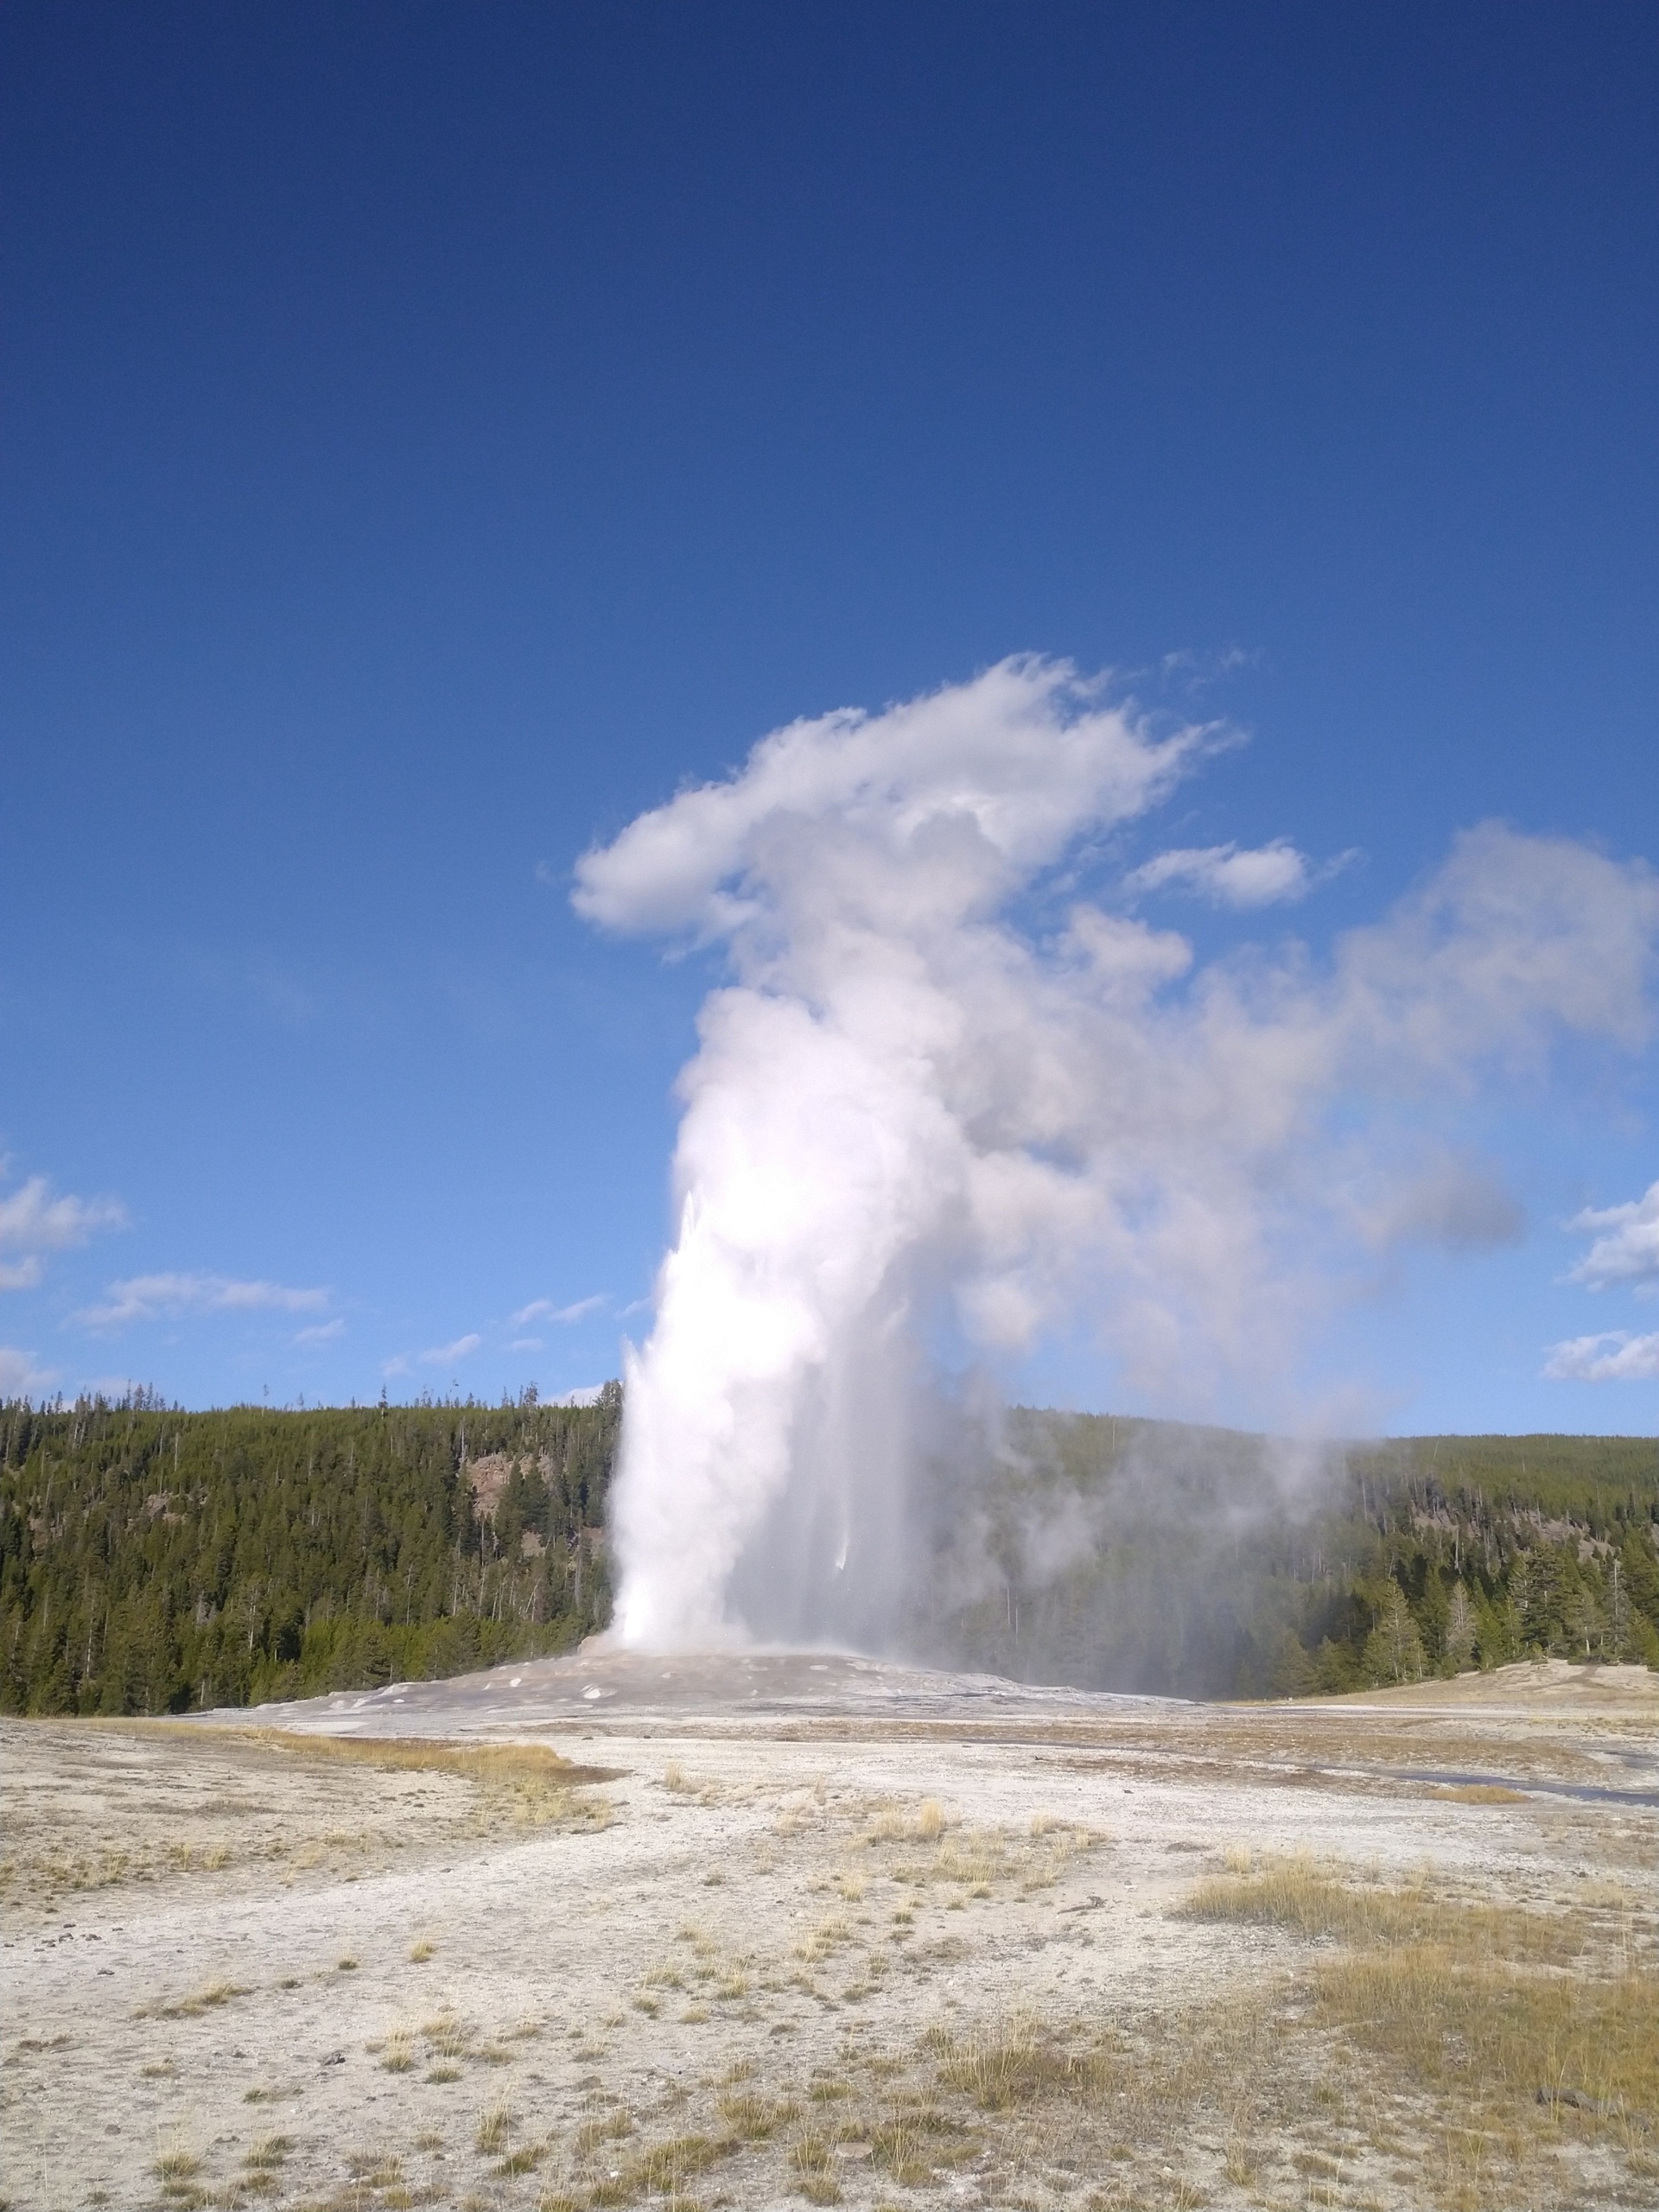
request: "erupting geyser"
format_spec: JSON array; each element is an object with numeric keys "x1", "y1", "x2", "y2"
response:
[{"x1": 574, "y1": 658, "x2": 1658, "y2": 1653}]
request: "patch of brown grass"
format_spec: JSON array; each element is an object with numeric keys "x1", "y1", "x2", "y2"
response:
[
  {"x1": 1313, "y1": 1948, "x2": 1658, "y2": 2136},
  {"x1": 930, "y1": 2015, "x2": 1096, "y2": 2110},
  {"x1": 625, "y1": 2131, "x2": 733, "y2": 2193},
  {"x1": 1178, "y1": 1853, "x2": 1592, "y2": 1966},
  {"x1": 241, "y1": 1729, "x2": 615, "y2": 1787},
  {"x1": 142, "y1": 1978, "x2": 252, "y2": 2018}
]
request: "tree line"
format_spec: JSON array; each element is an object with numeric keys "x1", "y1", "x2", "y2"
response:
[
  {"x1": 0, "y1": 1386, "x2": 620, "y2": 1714},
  {"x1": 3, "y1": 1389, "x2": 1656, "y2": 1713}
]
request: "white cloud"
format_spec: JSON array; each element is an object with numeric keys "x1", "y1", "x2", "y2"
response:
[
  {"x1": 380, "y1": 1354, "x2": 413, "y2": 1379},
  {"x1": 575, "y1": 655, "x2": 1214, "y2": 939},
  {"x1": 1565, "y1": 1179, "x2": 1659, "y2": 1294},
  {"x1": 1543, "y1": 1331, "x2": 1659, "y2": 1382},
  {"x1": 293, "y1": 1318, "x2": 346, "y2": 1345},
  {"x1": 1124, "y1": 837, "x2": 1342, "y2": 908},
  {"x1": 419, "y1": 1333, "x2": 482, "y2": 1366},
  {"x1": 508, "y1": 1336, "x2": 543, "y2": 1351},
  {"x1": 0, "y1": 1344, "x2": 58, "y2": 1395},
  {"x1": 73, "y1": 1273, "x2": 329, "y2": 1329},
  {"x1": 553, "y1": 1383, "x2": 606, "y2": 1407},
  {"x1": 0, "y1": 1173, "x2": 128, "y2": 1289},
  {"x1": 511, "y1": 1294, "x2": 607, "y2": 1325}
]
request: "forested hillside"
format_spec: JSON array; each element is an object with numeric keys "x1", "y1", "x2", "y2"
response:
[
  {"x1": 924, "y1": 1414, "x2": 1659, "y2": 1697},
  {"x1": 3, "y1": 1389, "x2": 1656, "y2": 1712},
  {"x1": 0, "y1": 1387, "x2": 620, "y2": 1714}
]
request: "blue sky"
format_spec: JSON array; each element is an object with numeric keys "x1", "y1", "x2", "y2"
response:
[{"x1": 3, "y1": 1, "x2": 1656, "y2": 1430}]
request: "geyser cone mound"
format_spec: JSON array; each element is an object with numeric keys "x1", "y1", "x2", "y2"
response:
[{"x1": 203, "y1": 1646, "x2": 1180, "y2": 1736}]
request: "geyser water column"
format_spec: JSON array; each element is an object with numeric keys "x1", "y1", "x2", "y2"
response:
[
  {"x1": 574, "y1": 658, "x2": 1659, "y2": 1655},
  {"x1": 572, "y1": 659, "x2": 1203, "y2": 1649}
]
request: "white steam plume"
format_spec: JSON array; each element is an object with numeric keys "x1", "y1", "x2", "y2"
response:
[{"x1": 574, "y1": 658, "x2": 1658, "y2": 1652}]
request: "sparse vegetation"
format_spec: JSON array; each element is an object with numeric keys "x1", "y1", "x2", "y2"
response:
[{"x1": 5, "y1": 1571, "x2": 1653, "y2": 2212}]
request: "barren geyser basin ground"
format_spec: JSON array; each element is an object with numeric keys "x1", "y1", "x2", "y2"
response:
[{"x1": 3, "y1": 1656, "x2": 1656, "y2": 2212}]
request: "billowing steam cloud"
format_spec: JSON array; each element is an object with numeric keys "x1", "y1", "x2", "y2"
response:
[{"x1": 575, "y1": 658, "x2": 1658, "y2": 1651}]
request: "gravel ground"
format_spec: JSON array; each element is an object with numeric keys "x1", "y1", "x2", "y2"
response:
[{"x1": 3, "y1": 1654, "x2": 1655, "y2": 2212}]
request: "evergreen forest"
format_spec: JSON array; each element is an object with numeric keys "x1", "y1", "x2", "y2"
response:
[
  {"x1": 2, "y1": 1388, "x2": 1656, "y2": 1713},
  {"x1": 1, "y1": 1387, "x2": 620, "y2": 1715}
]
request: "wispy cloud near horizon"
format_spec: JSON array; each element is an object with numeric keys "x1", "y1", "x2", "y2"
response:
[
  {"x1": 0, "y1": 1173, "x2": 129, "y2": 1290},
  {"x1": 511, "y1": 1294, "x2": 608, "y2": 1326},
  {"x1": 0, "y1": 1344, "x2": 57, "y2": 1395},
  {"x1": 418, "y1": 1332, "x2": 482, "y2": 1366},
  {"x1": 1543, "y1": 1329, "x2": 1659, "y2": 1382},
  {"x1": 73, "y1": 1273, "x2": 329, "y2": 1329}
]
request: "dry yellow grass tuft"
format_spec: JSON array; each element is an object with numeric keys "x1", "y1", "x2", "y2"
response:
[
  {"x1": 154, "y1": 2139, "x2": 201, "y2": 2183},
  {"x1": 795, "y1": 1914, "x2": 853, "y2": 1962},
  {"x1": 864, "y1": 1796, "x2": 953, "y2": 1846},
  {"x1": 423, "y1": 2012, "x2": 472, "y2": 2058},
  {"x1": 573, "y1": 2107, "x2": 633, "y2": 2158},
  {"x1": 495, "y1": 2143, "x2": 544, "y2": 2176},
  {"x1": 474, "y1": 2095, "x2": 514, "y2": 2154},
  {"x1": 715, "y1": 2088, "x2": 796, "y2": 2139}
]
